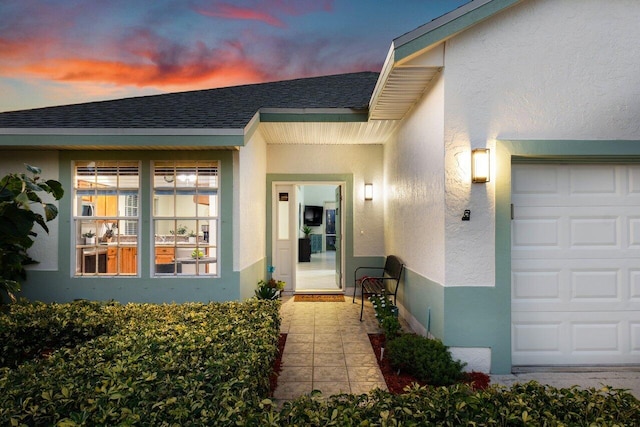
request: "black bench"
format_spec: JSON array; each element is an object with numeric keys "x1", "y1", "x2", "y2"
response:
[{"x1": 353, "y1": 255, "x2": 404, "y2": 321}]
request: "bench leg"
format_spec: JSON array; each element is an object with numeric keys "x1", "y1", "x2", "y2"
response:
[
  {"x1": 360, "y1": 288, "x2": 365, "y2": 321},
  {"x1": 352, "y1": 282, "x2": 357, "y2": 303}
]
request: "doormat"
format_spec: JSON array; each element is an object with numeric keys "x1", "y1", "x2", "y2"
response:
[{"x1": 294, "y1": 294, "x2": 345, "y2": 302}]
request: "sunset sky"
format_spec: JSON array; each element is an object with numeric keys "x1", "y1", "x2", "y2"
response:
[{"x1": 0, "y1": 0, "x2": 468, "y2": 112}]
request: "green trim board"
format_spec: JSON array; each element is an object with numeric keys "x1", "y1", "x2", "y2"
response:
[
  {"x1": 489, "y1": 139, "x2": 640, "y2": 373},
  {"x1": 20, "y1": 149, "x2": 238, "y2": 304},
  {"x1": 265, "y1": 174, "x2": 354, "y2": 288},
  {"x1": 0, "y1": 134, "x2": 245, "y2": 148},
  {"x1": 260, "y1": 112, "x2": 369, "y2": 123},
  {"x1": 394, "y1": 0, "x2": 524, "y2": 62}
]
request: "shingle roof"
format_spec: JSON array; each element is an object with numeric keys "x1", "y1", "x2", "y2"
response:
[{"x1": 0, "y1": 72, "x2": 379, "y2": 129}]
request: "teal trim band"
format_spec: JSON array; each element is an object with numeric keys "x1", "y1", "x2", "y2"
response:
[
  {"x1": 239, "y1": 257, "x2": 265, "y2": 300},
  {"x1": 493, "y1": 139, "x2": 640, "y2": 373},
  {"x1": 260, "y1": 112, "x2": 369, "y2": 123},
  {"x1": 0, "y1": 134, "x2": 245, "y2": 148},
  {"x1": 399, "y1": 268, "x2": 445, "y2": 339},
  {"x1": 395, "y1": 0, "x2": 523, "y2": 62}
]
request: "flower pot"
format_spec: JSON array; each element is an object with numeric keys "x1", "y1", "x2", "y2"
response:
[
  {"x1": 85, "y1": 237, "x2": 96, "y2": 245},
  {"x1": 188, "y1": 236, "x2": 196, "y2": 243}
]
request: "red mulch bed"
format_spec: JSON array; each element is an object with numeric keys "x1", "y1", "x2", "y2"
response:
[
  {"x1": 368, "y1": 334, "x2": 491, "y2": 394},
  {"x1": 269, "y1": 334, "x2": 287, "y2": 395}
]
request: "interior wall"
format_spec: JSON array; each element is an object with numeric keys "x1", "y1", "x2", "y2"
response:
[
  {"x1": 267, "y1": 144, "x2": 384, "y2": 257},
  {"x1": 442, "y1": 0, "x2": 640, "y2": 287}
]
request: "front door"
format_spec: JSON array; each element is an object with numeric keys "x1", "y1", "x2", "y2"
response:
[{"x1": 273, "y1": 185, "x2": 295, "y2": 291}]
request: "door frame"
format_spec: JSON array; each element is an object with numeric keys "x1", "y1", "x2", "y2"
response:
[{"x1": 267, "y1": 174, "x2": 352, "y2": 293}]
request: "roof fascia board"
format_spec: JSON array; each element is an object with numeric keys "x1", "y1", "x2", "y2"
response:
[
  {"x1": 394, "y1": 0, "x2": 525, "y2": 63},
  {"x1": 0, "y1": 133, "x2": 245, "y2": 148},
  {"x1": 259, "y1": 108, "x2": 368, "y2": 123},
  {"x1": 243, "y1": 112, "x2": 261, "y2": 145}
]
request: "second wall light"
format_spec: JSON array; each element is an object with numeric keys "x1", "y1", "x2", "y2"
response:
[{"x1": 471, "y1": 148, "x2": 490, "y2": 183}]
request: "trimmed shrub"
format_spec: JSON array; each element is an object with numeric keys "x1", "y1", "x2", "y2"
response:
[
  {"x1": 387, "y1": 333, "x2": 466, "y2": 386},
  {"x1": 0, "y1": 299, "x2": 280, "y2": 426}
]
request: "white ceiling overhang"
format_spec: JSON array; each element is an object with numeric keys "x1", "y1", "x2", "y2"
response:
[{"x1": 368, "y1": 44, "x2": 444, "y2": 121}]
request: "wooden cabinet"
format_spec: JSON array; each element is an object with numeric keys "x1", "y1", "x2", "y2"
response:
[
  {"x1": 107, "y1": 248, "x2": 117, "y2": 273},
  {"x1": 120, "y1": 247, "x2": 137, "y2": 274},
  {"x1": 155, "y1": 247, "x2": 175, "y2": 264},
  {"x1": 298, "y1": 238, "x2": 311, "y2": 262}
]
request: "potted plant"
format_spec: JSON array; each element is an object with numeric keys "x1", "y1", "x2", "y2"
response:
[
  {"x1": 255, "y1": 280, "x2": 278, "y2": 300},
  {"x1": 82, "y1": 230, "x2": 96, "y2": 245},
  {"x1": 188, "y1": 230, "x2": 197, "y2": 243},
  {"x1": 301, "y1": 225, "x2": 312, "y2": 239}
]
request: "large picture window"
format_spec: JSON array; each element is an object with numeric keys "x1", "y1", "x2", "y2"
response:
[
  {"x1": 153, "y1": 161, "x2": 219, "y2": 276},
  {"x1": 74, "y1": 161, "x2": 140, "y2": 276}
]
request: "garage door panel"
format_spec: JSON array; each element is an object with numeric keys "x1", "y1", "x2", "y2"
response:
[
  {"x1": 570, "y1": 217, "x2": 619, "y2": 247},
  {"x1": 512, "y1": 163, "x2": 640, "y2": 367},
  {"x1": 569, "y1": 166, "x2": 617, "y2": 195}
]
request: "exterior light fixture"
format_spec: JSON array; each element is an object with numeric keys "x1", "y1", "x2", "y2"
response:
[
  {"x1": 471, "y1": 148, "x2": 490, "y2": 183},
  {"x1": 364, "y1": 183, "x2": 373, "y2": 201}
]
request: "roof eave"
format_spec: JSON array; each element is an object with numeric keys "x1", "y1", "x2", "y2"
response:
[{"x1": 369, "y1": 0, "x2": 526, "y2": 121}]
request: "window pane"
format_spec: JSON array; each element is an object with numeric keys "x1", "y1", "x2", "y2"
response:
[
  {"x1": 74, "y1": 161, "x2": 139, "y2": 276},
  {"x1": 153, "y1": 161, "x2": 219, "y2": 277}
]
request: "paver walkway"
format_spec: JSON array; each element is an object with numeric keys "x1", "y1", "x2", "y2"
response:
[{"x1": 274, "y1": 295, "x2": 387, "y2": 400}]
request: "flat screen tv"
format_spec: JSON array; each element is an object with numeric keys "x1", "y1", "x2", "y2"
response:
[{"x1": 303, "y1": 205, "x2": 323, "y2": 226}]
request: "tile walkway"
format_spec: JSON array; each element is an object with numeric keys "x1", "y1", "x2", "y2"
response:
[
  {"x1": 274, "y1": 294, "x2": 388, "y2": 400},
  {"x1": 274, "y1": 294, "x2": 640, "y2": 401}
]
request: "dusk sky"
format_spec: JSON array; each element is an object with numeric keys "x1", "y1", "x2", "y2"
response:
[{"x1": 0, "y1": 1, "x2": 468, "y2": 113}]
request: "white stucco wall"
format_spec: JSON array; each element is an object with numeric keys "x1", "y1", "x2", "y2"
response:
[
  {"x1": 0, "y1": 151, "x2": 60, "y2": 270},
  {"x1": 442, "y1": 0, "x2": 640, "y2": 286},
  {"x1": 236, "y1": 129, "x2": 268, "y2": 271},
  {"x1": 267, "y1": 144, "x2": 384, "y2": 256},
  {"x1": 383, "y1": 73, "x2": 446, "y2": 284}
]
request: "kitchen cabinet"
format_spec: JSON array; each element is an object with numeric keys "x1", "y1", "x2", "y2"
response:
[
  {"x1": 107, "y1": 247, "x2": 117, "y2": 273},
  {"x1": 120, "y1": 247, "x2": 137, "y2": 274},
  {"x1": 155, "y1": 247, "x2": 175, "y2": 264}
]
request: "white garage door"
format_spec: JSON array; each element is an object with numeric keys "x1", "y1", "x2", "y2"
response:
[{"x1": 511, "y1": 163, "x2": 640, "y2": 366}]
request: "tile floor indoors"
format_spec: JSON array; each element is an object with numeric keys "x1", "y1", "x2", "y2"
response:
[{"x1": 274, "y1": 294, "x2": 389, "y2": 400}]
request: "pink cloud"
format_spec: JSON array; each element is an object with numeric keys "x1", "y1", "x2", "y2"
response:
[
  {"x1": 195, "y1": 4, "x2": 285, "y2": 27},
  {"x1": 193, "y1": 0, "x2": 333, "y2": 27}
]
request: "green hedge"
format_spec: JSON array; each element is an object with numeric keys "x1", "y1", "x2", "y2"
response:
[
  {"x1": 1, "y1": 300, "x2": 638, "y2": 426},
  {"x1": 0, "y1": 300, "x2": 281, "y2": 426},
  {"x1": 276, "y1": 383, "x2": 639, "y2": 426}
]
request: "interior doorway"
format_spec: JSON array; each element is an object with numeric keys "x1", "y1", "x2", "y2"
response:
[{"x1": 272, "y1": 181, "x2": 344, "y2": 294}]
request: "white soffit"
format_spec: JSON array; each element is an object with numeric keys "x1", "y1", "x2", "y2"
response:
[
  {"x1": 260, "y1": 121, "x2": 398, "y2": 145},
  {"x1": 369, "y1": 44, "x2": 444, "y2": 121}
]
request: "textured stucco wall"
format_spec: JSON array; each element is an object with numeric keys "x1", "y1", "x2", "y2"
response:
[
  {"x1": 443, "y1": 0, "x2": 640, "y2": 287},
  {"x1": 0, "y1": 151, "x2": 60, "y2": 271},
  {"x1": 237, "y1": 129, "x2": 267, "y2": 271},
  {"x1": 383, "y1": 73, "x2": 445, "y2": 284},
  {"x1": 267, "y1": 144, "x2": 384, "y2": 256}
]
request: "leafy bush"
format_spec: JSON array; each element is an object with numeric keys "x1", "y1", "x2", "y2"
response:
[
  {"x1": 0, "y1": 164, "x2": 64, "y2": 304},
  {"x1": 370, "y1": 293, "x2": 401, "y2": 340},
  {"x1": 0, "y1": 299, "x2": 115, "y2": 368},
  {"x1": 277, "y1": 383, "x2": 639, "y2": 426},
  {"x1": 0, "y1": 299, "x2": 280, "y2": 426},
  {"x1": 387, "y1": 333, "x2": 466, "y2": 386}
]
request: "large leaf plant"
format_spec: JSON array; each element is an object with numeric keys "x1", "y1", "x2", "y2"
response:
[{"x1": 0, "y1": 164, "x2": 63, "y2": 304}]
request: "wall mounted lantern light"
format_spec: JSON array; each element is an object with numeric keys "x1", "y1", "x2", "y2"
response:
[
  {"x1": 364, "y1": 183, "x2": 373, "y2": 201},
  {"x1": 471, "y1": 148, "x2": 490, "y2": 183}
]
